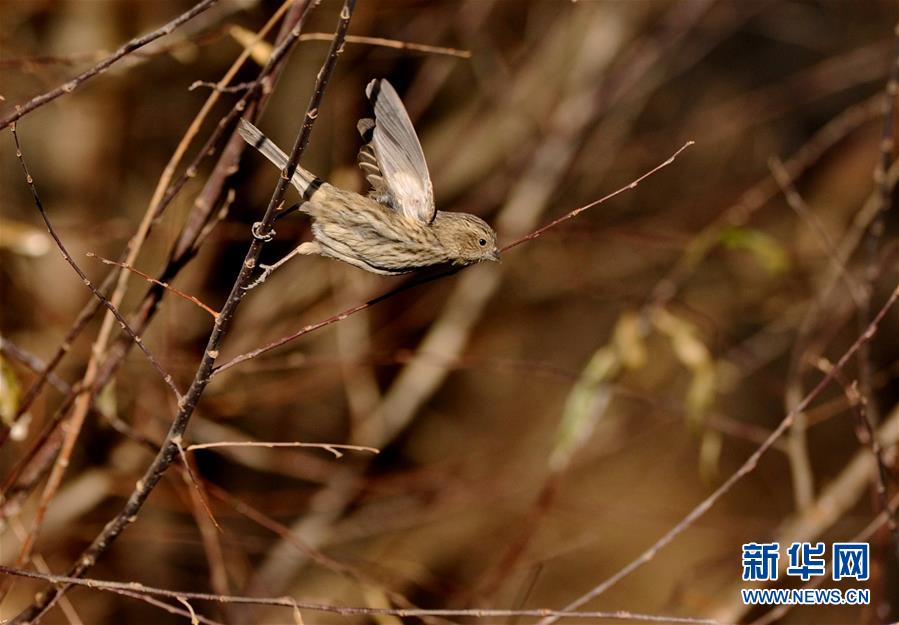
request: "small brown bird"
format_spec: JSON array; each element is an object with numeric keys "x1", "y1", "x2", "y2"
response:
[{"x1": 240, "y1": 79, "x2": 499, "y2": 285}]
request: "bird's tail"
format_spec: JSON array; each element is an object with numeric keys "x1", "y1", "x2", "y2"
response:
[{"x1": 238, "y1": 119, "x2": 321, "y2": 200}]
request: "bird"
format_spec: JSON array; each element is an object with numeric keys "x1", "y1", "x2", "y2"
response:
[{"x1": 239, "y1": 78, "x2": 500, "y2": 286}]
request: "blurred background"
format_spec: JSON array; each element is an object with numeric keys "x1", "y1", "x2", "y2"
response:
[{"x1": 1, "y1": 1, "x2": 898, "y2": 623}]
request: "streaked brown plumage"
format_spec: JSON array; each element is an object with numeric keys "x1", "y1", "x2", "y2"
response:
[{"x1": 239, "y1": 79, "x2": 499, "y2": 280}]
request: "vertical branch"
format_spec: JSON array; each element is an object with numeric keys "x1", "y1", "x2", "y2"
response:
[
  {"x1": 9, "y1": 1, "x2": 357, "y2": 622},
  {"x1": 825, "y1": 366, "x2": 899, "y2": 559}
]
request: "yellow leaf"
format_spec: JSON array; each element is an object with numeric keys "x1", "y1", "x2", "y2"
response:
[
  {"x1": 0, "y1": 218, "x2": 50, "y2": 257},
  {"x1": 699, "y1": 429, "x2": 723, "y2": 483},
  {"x1": 96, "y1": 380, "x2": 117, "y2": 420},
  {"x1": 651, "y1": 308, "x2": 710, "y2": 370},
  {"x1": 613, "y1": 310, "x2": 647, "y2": 369},
  {"x1": 686, "y1": 364, "x2": 716, "y2": 430},
  {"x1": 228, "y1": 24, "x2": 273, "y2": 66},
  {"x1": 0, "y1": 354, "x2": 22, "y2": 427}
]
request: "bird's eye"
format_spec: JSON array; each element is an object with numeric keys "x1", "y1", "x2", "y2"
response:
[{"x1": 478, "y1": 238, "x2": 487, "y2": 246}]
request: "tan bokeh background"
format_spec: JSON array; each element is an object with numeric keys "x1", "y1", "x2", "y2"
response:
[{"x1": 1, "y1": 1, "x2": 898, "y2": 623}]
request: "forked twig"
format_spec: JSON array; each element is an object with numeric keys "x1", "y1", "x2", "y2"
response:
[
  {"x1": 173, "y1": 436, "x2": 222, "y2": 532},
  {"x1": 0, "y1": 565, "x2": 735, "y2": 625},
  {"x1": 818, "y1": 360, "x2": 899, "y2": 557},
  {"x1": 298, "y1": 33, "x2": 471, "y2": 58},
  {"x1": 87, "y1": 253, "x2": 219, "y2": 318},
  {"x1": 186, "y1": 441, "x2": 379, "y2": 459}
]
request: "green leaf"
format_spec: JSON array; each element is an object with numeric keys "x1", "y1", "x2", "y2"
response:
[
  {"x1": 719, "y1": 227, "x2": 788, "y2": 274},
  {"x1": 550, "y1": 345, "x2": 620, "y2": 472}
]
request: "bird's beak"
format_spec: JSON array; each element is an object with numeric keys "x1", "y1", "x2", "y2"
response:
[{"x1": 490, "y1": 248, "x2": 501, "y2": 262}]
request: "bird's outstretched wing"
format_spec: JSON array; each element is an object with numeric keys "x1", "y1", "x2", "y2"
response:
[{"x1": 357, "y1": 79, "x2": 435, "y2": 223}]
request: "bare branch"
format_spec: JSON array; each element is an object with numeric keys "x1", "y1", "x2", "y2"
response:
[
  {"x1": 87, "y1": 253, "x2": 219, "y2": 318},
  {"x1": 0, "y1": 0, "x2": 218, "y2": 129},
  {"x1": 186, "y1": 441, "x2": 380, "y2": 459},
  {"x1": 502, "y1": 141, "x2": 694, "y2": 251},
  {"x1": 0, "y1": 565, "x2": 734, "y2": 625}
]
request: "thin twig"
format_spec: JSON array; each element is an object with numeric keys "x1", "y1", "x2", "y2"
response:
[
  {"x1": 8, "y1": 2, "x2": 356, "y2": 621},
  {"x1": 769, "y1": 156, "x2": 864, "y2": 305},
  {"x1": 299, "y1": 33, "x2": 471, "y2": 58},
  {"x1": 201, "y1": 34, "x2": 469, "y2": 97},
  {"x1": 210, "y1": 268, "x2": 459, "y2": 377},
  {"x1": 87, "y1": 253, "x2": 219, "y2": 318},
  {"x1": 186, "y1": 441, "x2": 379, "y2": 459},
  {"x1": 174, "y1": 436, "x2": 221, "y2": 532},
  {"x1": 0, "y1": 566, "x2": 734, "y2": 625},
  {"x1": 0, "y1": 28, "x2": 227, "y2": 70},
  {"x1": 175, "y1": 597, "x2": 200, "y2": 625},
  {"x1": 502, "y1": 141, "x2": 694, "y2": 251},
  {"x1": 211, "y1": 142, "x2": 694, "y2": 376},
  {"x1": 535, "y1": 283, "x2": 899, "y2": 625},
  {"x1": 0, "y1": 0, "x2": 218, "y2": 129},
  {"x1": 110, "y1": 587, "x2": 225, "y2": 625},
  {"x1": 189, "y1": 80, "x2": 256, "y2": 93}
]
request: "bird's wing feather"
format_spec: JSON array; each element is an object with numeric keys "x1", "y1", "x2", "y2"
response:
[
  {"x1": 356, "y1": 118, "x2": 391, "y2": 198},
  {"x1": 360, "y1": 79, "x2": 435, "y2": 223}
]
